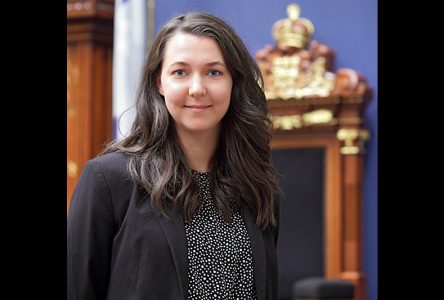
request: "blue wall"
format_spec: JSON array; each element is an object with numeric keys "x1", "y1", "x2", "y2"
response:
[{"x1": 154, "y1": 1, "x2": 377, "y2": 300}]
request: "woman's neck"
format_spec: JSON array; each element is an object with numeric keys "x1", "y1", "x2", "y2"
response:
[{"x1": 176, "y1": 127, "x2": 220, "y2": 172}]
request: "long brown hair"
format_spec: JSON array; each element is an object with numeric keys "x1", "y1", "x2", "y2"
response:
[{"x1": 102, "y1": 12, "x2": 281, "y2": 229}]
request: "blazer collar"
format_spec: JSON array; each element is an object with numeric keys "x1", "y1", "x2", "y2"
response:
[{"x1": 156, "y1": 202, "x2": 266, "y2": 300}]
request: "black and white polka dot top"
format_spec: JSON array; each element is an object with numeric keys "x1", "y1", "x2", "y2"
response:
[{"x1": 185, "y1": 170, "x2": 257, "y2": 299}]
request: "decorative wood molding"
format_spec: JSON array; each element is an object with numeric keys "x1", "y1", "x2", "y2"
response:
[
  {"x1": 67, "y1": 0, "x2": 114, "y2": 44},
  {"x1": 67, "y1": 0, "x2": 114, "y2": 19},
  {"x1": 337, "y1": 128, "x2": 370, "y2": 155}
]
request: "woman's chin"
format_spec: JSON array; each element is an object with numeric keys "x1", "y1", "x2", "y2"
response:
[{"x1": 178, "y1": 123, "x2": 221, "y2": 135}]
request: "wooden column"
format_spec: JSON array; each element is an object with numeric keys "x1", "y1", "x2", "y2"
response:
[
  {"x1": 67, "y1": 0, "x2": 114, "y2": 210},
  {"x1": 336, "y1": 124, "x2": 369, "y2": 300}
]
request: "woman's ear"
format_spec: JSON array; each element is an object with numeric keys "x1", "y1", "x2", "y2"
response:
[{"x1": 156, "y1": 76, "x2": 164, "y2": 96}]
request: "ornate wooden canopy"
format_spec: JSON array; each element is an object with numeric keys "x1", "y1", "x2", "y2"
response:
[{"x1": 256, "y1": 4, "x2": 372, "y2": 300}]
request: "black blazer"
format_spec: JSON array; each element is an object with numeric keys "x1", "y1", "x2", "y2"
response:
[{"x1": 67, "y1": 151, "x2": 279, "y2": 300}]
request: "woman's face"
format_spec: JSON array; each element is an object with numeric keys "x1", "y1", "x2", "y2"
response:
[{"x1": 157, "y1": 32, "x2": 233, "y2": 136}]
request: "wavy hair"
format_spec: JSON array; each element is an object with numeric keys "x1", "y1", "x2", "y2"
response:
[{"x1": 102, "y1": 12, "x2": 281, "y2": 229}]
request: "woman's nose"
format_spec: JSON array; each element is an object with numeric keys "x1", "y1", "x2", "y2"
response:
[{"x1": 188, "y1": 75, "x2": 207, "y2": 97}]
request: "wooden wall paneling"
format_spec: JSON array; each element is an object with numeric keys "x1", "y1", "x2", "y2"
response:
[
  {"x1": 67, "y1": 0, "x2": 114, "y2": 210},
  {"x1": 91, "y1": 46, "x2": 113, "y2": 156}
]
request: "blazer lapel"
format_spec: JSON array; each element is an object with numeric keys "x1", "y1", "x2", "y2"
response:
[
  {"x1": 242, "y1": 207, "x2": 266, "y2": 300},
  {"x1": 156, "y1": 201, "x2": 189, "y2": 300}
]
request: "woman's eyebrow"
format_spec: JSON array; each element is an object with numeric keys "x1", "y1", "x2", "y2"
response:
[
  {"x1": 168, "y1": 61, "x2": 226, "y2": 68},
  {"x1": 168, "y1": 61, "x2": 189, "y2": 68},
  {"x1": 205, "y1": 61, "x2": 225, "y2": 67}
]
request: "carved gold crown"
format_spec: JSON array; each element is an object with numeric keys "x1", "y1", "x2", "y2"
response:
[{"x1": 272, "y1": 3, "x2": 314, "y2": 49}]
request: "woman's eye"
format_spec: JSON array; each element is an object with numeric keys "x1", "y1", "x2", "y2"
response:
[
  {"x1": 173, "y1": 70, "x2": 187, "y2": 76},
  {"x1": 209, "y1": 70, "x2": 222, "y2": 77}
]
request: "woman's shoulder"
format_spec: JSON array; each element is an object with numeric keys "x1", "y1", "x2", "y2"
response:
[
  {"x1": 85, "y1": 150, "x2": 133, "y2": 184},
  {"x1": 90, "y1": 150, "x2": 130, "y2": 168},
  {"x1": 70, "y1": 151, "x2": 139, "y2": 231},
  {"x1": 81, "y1": 151, "x2": 141, "y2": 212}
]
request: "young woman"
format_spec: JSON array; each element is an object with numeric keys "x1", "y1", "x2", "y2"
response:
[{"x1": 67, "y1": 12, "x2": 281, "y2": 300}]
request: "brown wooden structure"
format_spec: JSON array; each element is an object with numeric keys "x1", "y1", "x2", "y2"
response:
[
  {"x1": 67, "y1": 0, "x2": 115, "y2": 210},
  {"x1": 256, "y1": 4, "x2": 372, "y2": 300}
]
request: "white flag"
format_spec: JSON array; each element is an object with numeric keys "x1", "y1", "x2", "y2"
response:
[{"x1": 112, "y1": 0, "x2": 147, "y2": 139}]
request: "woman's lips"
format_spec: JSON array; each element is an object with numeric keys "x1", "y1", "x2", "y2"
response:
[{"x1": 185, "y1": 105, "x2": 211, "y2": 112}]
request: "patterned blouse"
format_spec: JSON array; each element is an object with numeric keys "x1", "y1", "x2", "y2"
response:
[{"x1": 184, "y1": 170, "x2": 257, "y2": 299}]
